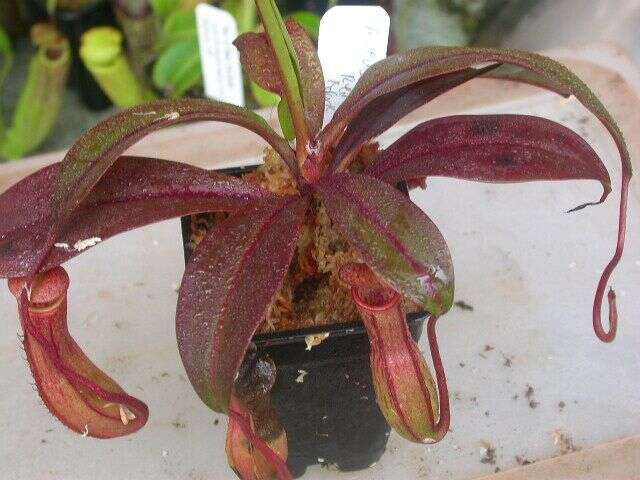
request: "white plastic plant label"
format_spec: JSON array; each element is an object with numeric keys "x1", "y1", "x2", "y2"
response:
[
  {"x1": 317, "y1": 6, "x2": 390, "y2": 124},
  {"x1": 196, "y1": 3, "x2": 245, "y2": 106}
]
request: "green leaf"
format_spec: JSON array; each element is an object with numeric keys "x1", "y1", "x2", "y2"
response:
[
  {"x1": 159, "y1": 9, "x2": 197, "y2": 49},
  {"x1": 149, "y1": 0, "x2": 181, "y2": 20},
  {"x1": 152, "y1": 40, "x2": 202, "y2": 97},
  {"x1": 277, "y1": 98, "x2": 295, "y2": 140},
  {"x1": 250, "y1": 81, "x2": 280, "y2": 107},
  {"x1": 254, "y1": 0, "x2": 308, "y2": 146}
]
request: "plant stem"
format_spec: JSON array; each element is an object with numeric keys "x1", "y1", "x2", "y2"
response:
[
  {"x1": 254, "y1": 0, "x2": 309, "y2": 157},
  {"x1": 114, "y1": 0, "x2": 157, "y2": 84}
]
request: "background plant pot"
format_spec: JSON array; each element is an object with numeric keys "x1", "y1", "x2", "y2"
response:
[
  {"x1": 26, "y1": 0, "x2": 115, "y2": 110},
  {"x1": 180, "y1": 164, "x2": 426, "y2": 477}
]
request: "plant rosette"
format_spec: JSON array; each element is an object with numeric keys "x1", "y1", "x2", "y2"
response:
[{"x1": 0, "y1": 0, "x2": 632, "y2": 478}]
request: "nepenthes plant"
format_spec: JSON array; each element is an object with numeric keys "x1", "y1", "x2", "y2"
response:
[{"x1": 0, "y1": 0, "x2": 632, "y2": 478}]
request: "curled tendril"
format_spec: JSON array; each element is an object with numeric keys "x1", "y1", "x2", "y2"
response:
[
  {"x1": 592, "y1": 176, "x2": 629, "y2": 343},
  {"x1": 425, "y1": 314, "x2": 449, "y2": 442}
]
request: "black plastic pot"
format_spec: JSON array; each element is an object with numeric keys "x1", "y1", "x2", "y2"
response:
[
  {"x1": 26, "y1": 0, "x2": 115, "y2": 110},
  {"x1": 180, "y1": 165, "x2": 426, "y2": 477}
]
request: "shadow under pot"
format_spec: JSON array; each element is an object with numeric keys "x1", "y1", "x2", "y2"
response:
[{"x1": 180, "y1": 164, "x2": 426, "y2": 478}]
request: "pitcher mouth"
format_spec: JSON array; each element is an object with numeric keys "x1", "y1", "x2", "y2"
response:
[
  {"x1": 26, "y1": 296, "x2": 65, "y2": 313},
  {"x1": 351, "y1": 286, "x2": 401, "y2": 312}
]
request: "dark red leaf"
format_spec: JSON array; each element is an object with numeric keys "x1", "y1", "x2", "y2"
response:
[
  {"x1": 317, "y1": 46, "x2": 631, "y2": 342},
  {"x1": 0, "y1": 156, "x2": 272, "y2": 277},
  {"x1": 367, "y1": 114, "x2": 611, "y2": 209},
  {"x1": 321, "y1": 47, "x2": 630, "y2": 172},
  {"x1": 315, "y1": 172, "x2": 453, "y2": 316},
  {"x1": 176, "y1": 195, "x2": 308, "y2": 412},
  {"x1": 48, "y1": 99, "x2": 295, "y2": 263},
  {"x1": 328, "y1": 65, "x2": 500, "y2": 173},
  {"x1": 234, "y1": 19, "x2": 325, "y2": 135}
]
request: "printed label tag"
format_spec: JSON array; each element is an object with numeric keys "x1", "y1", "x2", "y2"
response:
[
  {"x1": 317, "y1": 6, "x2": 390, "y2": 123},
  {"x1": 196, "y1": 4, "x2": 245, "y2": 106}
]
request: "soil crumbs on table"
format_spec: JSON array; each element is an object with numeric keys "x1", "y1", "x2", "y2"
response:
[
  {"x1": 479, "y1": 440, "x2": 497, "y2": 465},
  {"x1": 552, "y1": 430, "x2": 580, "y2": 455}
]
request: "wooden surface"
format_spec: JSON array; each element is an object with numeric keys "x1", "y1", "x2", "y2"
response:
[{"x1": 478, "y1": 435, "x2": 640, "y2": 480}]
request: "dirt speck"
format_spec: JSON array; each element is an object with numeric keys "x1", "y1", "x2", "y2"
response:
[
  {"x1": 161, "y1": 372, "x2": 170, "y2": 378},
  {"x1": 525, "y1": 385, "x2": 534, "y2": 399},
  {"x1": 558, "y1": 401, "x2": 566, "y2": 411},
  {"x1": 515, "y1": 455, "x2": 536, "y2": 466},
  {"x1": 454, "y1": 300, "x2": 474, "y2": 311},
  {"x1": 213, "y1": 419, "x2": 219, "y2": 426},
  {"x1": 512, "y1": 394, "x2": 519, "y2": 401},
  {"x1": 529, "y1": 400, "x2": 539, "y2": 409},
  {"x1": 479, "y1": 440, "x2": 496, "y2": 465},
  {"x1": 459, "y1": 362, "x2": 465, "y2": 368},
  {"x1": 484, "y1": 411, "x2": 490, "y2": 417},
  {"x1": 552, "y1": 430, "x2": 580, "y2": 455},
  {"x1": 40, "y1": 439, "x2": 47, "y2": 444},
  {"x1": 484, "y1": 345, "x2": 494, "y2": 352},
  {"x1": 171, "y1": 420, "x2": 187, "y2": 429}
]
